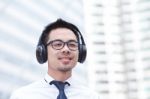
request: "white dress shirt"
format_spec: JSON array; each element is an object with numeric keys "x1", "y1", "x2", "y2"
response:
[{"x1": 10, "y1": 74, "x2": 100, "y2": 99}]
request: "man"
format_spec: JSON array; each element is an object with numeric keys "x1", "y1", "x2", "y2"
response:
[{"x1": 10, "y1": 18, "x2": 100, "y2": 99}]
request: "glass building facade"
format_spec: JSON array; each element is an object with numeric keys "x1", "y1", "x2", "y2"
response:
[{"x1": 84, "y1": 0, "x2": 150, "y2": 99}]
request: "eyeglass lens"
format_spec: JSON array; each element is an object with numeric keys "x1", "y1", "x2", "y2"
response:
[{"x1": 47, "y1": 40, "x2": 78, "y2": 51}]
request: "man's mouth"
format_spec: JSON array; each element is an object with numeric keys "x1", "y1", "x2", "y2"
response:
[
  {"x1": 59, "y1": 57, "x2": 72, "y2": 60},
  {"x1": 58, "y1": 57, "x2": 72, "y2": 64}
]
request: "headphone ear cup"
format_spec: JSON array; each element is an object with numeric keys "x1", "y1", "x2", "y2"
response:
[
  {"x1": 78, "y1": 44, "x2": 87, "y2": 63},
  {"x1": 36, "y1": 44, "x2": 47, "y2": 64}
]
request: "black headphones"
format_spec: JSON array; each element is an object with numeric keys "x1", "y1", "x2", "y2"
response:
[{"x1": 36, "y1": 19, "x2": 87, "y2": 64}]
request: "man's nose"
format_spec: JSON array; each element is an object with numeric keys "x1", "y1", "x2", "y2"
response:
[
  {"x1": 61, "y1": 44, "x2": 70, "y2": 54},
  {"x1": 62, "y1": 44, "x2": 70, "y2": 50}
]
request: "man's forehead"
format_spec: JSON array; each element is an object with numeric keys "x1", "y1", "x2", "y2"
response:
[{"x1": 48, "y1": 28, "x2": 76, "y2": 39}]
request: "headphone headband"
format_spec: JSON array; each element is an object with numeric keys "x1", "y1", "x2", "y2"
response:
[{"x1": 36, "y1": 18, "x2": 87, "y2": 64}]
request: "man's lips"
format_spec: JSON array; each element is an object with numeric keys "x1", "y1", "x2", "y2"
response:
[
  {"x1": 58, "y1": 57, "x2": 72, "y2": 64},
  {"x1": 58, "y1": 57, "x2": 72, "y2": 60}
]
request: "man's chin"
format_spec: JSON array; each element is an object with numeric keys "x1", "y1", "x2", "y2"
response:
[{"x1": 59, "y1": 68, "x2": 72, "y2": 72}]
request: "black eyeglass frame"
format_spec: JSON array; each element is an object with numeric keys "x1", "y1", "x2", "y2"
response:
[{"x1": 46, "y1": 39, "x2": 79, "y2": 51}]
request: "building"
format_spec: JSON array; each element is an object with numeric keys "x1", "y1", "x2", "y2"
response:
[{"x1": 84, "y1": 0, "x2": 150, "y2": 99}]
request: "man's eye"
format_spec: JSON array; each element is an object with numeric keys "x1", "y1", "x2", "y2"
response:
[
  {"x1": 69, "y1": 43, "x2": 76, "y2": 47},
  {"x1": 69, "y1": 42, "x2": 78, "y2": 47},
  {"x1": 54, "y1": 43, "x2": 62, "y2": 47}
]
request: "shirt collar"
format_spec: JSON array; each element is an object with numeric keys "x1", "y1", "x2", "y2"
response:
[
  {"x1": 44, "y1": 73, "x2": 72, "y2": 83},
  {"x1": 44, "y1": 73, "x2": 73, "y2": 85},
  {"x1": 44, "y1": 73, "x2": 54, "y2": 83},
  {"x1": 44, "y1": 72, "x2": 87, "y2": 88}
]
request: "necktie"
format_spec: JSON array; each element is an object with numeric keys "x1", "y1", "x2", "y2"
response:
[{"x1": 50, "y1": 80, "x2": 70, "y2": 99}]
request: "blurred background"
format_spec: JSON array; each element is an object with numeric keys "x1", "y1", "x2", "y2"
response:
[{"x1": 0, "y1": 0, "x2": 150, "y2": 99}]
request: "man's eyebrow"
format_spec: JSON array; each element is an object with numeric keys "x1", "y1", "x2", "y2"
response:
[
  {"x1": 68, "y1": 39, "x2": 78, "y2": 42},
  {"x1": 47, "y1": 39, "x2": 77, "y2": 42}
]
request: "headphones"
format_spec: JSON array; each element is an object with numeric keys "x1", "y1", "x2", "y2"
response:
[{"x1": 36, "y1": 19, "x2": 87, "y2": 64}]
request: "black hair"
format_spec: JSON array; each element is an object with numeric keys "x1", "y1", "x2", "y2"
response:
[{"x1": 41, "y1": 18, "x2": 79, "y2": 46}]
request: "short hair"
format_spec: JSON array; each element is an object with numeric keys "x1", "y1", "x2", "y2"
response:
[{"x1": 41, "y1": 18, "x2": 80, "y2": 46}]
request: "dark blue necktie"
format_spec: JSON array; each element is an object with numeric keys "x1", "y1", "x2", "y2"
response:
[{"x1": 50, "y1": 80, "x2": 70, "y2": 99}]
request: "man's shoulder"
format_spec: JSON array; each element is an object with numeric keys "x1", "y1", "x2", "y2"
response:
[
  {"x1": 71, "y1": 84, "x2": 100, "y2": 98},
  {"x1": 16, "y1": 80, "x2": 44, "y2": 92},
  {"x1": 10, "y1": 80, "x2": 45, "y2": 99},
  {"x1": 69, "y1": 76, "x2": 100, "y2": 98}
]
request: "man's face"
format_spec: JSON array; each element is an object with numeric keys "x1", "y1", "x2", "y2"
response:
[{"x1": 47, "y1": 28, "x2": 79, "y2": 72}]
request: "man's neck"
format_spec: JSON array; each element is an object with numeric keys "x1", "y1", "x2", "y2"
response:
[{"x1": 48, "y1": 70, "x2": 72, "y2": 82}]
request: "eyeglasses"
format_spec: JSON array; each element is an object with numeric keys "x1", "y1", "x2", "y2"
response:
[{"x1": 46, "y1": 39, "x2": 78, "y2": 51}]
